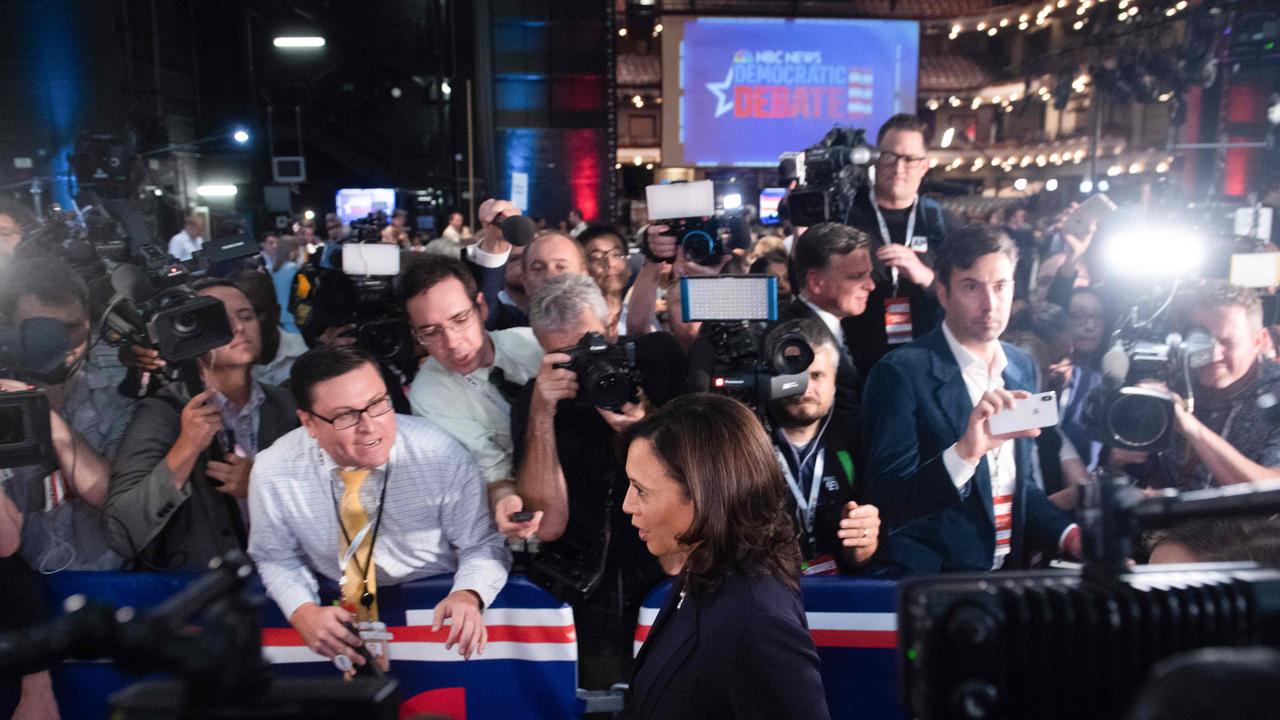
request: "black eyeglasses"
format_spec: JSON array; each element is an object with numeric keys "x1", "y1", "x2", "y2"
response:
[{"x1": 308, "y1": 395, "x2": 394, "y2": 430}]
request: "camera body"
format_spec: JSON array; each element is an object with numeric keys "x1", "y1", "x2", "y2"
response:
[
  {"x1": 645, "y1": 180, "x2": 725, "y2": 267},
  {"x1": 1084, "y1": 327, "x2": 1213, "y2": 453},
  {"x1": 664, "y1": 216, "x2": 723, "y2": 267},
  {"x1": 292, "y1": 242, "x2": 412, "y2": 361},
  {"x1": 692, "y1": 320, "x2": 813, "y2": 418},
  {"x1": 781, "y1": 126, "x2": 877, "y2": 227},
  {"x1": 101, "y1": 260, "x2": 235, "y2": 364},
  {"x1": 553, "y1": 331, "x2": 643, "y2": 412}
]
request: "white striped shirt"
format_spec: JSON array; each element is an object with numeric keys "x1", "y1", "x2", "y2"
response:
[{"x1": 248, "y1": 415, "x2": 511, "y2": 619}]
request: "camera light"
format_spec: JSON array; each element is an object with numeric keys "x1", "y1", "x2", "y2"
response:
[
  {"x1": 722, "y1": 192, "x2": 743, "y2": 210},
  {"x1": 1106, "y1": 221, "x2": 1204, "y2": 278},
  {"x1": 304, "y1": 210, "x2": 315, "y2": 221},
  {"x1": 273, "y1": 36, "x2": 326, "y2": 49},
  {"x1": 196, "y1": 184, "x2": 237, "y2": 198}
]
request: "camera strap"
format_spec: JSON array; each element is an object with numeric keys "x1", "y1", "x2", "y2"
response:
[
  {"x1": 773, "y1": 446, "x2": 824, "y2": 540},
  {"x1": 868, "y1": 187, "x2": 918, "y2": 296}
]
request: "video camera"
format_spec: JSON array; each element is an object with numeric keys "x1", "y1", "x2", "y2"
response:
[
  {"x1": 347, "y1": 211, "x2": 388, "y2": 244},
  {"x1": 291, "y1": 241, "x2": 411, "y2": 362},
  {"x1": 684, "y1": 275, "x2": 813, "y2": 428},
  {"x1": 644, "y1": 180, "x2": 724, "y2": 267},
  {"x1": 100, "y1": 255, "x2": 234, "y2": 364},
  {"x1": 780, "y1": 126, "x2": 878, "y2": 227},
  {"x1": 554, "y1": 331, "x2": 643, "y2": 412}
]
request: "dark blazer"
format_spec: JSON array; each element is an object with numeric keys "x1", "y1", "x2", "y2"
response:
[
  {"x1": 777, "y1": 298, "x2": 861, "y2": 431},
  {"x1": 106, "y1": 382, "x2": 297, "y2": 571},
  {"x1": 621, "y1": 570, "x2": 830, "y2": 720},
  {"x1": 862, "y1": 327, "x2": 1072, "y2": 574}
]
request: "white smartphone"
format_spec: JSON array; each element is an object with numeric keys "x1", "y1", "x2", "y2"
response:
[
  {"x1": 342, "y1": 242, "x2": 400, "y2": 276},
  {"x1": 645, "y1": 180, "x2": 715, "y2": 221},
  {"x1": 988, "y1": 391, "x2": 1060, "y2": 436}
]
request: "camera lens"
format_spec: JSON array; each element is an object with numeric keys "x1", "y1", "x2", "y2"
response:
[
  {"x1": 681, "y1": 230, "x2": 715, "y2": 264},
  {"x1": 585, "y1": 362, "x2": 634, "y2": 410},
  {"x1": 172, "y1": 311, "x2": 202, "y2": 337},
  {"x1": 358, "y1": 321, "x2": 404, "y2": 360},
  {"x1": 1107, "y1": 394, "x2": 1170, "y2": 448},
  {"x1": 765, "y1": 328, "x2": 815, "y2": 375}
]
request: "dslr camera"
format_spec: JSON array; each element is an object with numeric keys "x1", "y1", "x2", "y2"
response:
[
  {"x1": 780, "y1": 126, "x2": 878, "y2": 227},
  {"x1": 683, "y1": 275, "x2": 813, "y2": 426},
  {"x1": 553, "y1": 332, "x2": 643, "y2": 413},
  {"x1": 644, "y1": 180, "x2": 723, "y2": 267}
]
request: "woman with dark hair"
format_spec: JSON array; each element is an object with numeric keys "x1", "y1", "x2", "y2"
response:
[{"x1": 617, "y1": 393, "x2": 830, "y2": 720}]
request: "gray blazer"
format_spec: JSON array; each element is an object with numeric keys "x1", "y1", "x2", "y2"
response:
[{"x1": 107, "y1": 382, "x2": 297, "y2": 570}]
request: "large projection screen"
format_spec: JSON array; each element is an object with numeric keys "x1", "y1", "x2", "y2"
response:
[{"x1": 661, "y1": 16, "x2": 920, "y2": 168}]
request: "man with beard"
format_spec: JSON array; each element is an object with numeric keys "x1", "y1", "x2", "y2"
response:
[
  {"x1": 578, "y1": 226, "x2": 632, "y2": 335},
  {"x1": 767, "y1": 319, "x2": 880, "y2": 574}
]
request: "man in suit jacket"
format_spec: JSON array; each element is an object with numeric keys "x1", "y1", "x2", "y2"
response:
[
  {"x1": 863, "y1": 224, "x2": 1080, "y2": 575},
  {"x1": 778, "y1": 222, "x2": 877, "y2": 427}
]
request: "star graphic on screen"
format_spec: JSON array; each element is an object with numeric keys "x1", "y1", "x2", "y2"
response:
[{"x1": 705, "y1": 68, "x2": 734, "y2": 118}]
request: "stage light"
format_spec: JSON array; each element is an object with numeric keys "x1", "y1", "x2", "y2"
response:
[
  {"x1": 618, "y1": 27, "x2": 628, "y2": 37},
  {"x1": 273, "y1": 36, "x2": 325, "y2": 49},
  {"x1": 390, "y1": 87, "x2": 402, "y2": 98},
  {"x1": 977, "y1": 21, "x2": 988, "y2": 30},
  {"x1": 196, "y1": 184, "x2": 237, "y2": 198},
  {"x1": 442, "y1": 80, "x2": 452, "y2": 98},
  {"x1": 1097, "y1": 179, "x2": 1111, "y2": 192},
  {"x1": 1014, "y1": 178, "x2": 1029, "y2": 191},
  {"x1": 233, "y1": 129, "x2": 250, "y2": 144},
  {"x1": 1046, "y1": 178, "x2": 1059, "y2": 191},
  {"x1": 940, "y1": 127, "x2": 955, "y2": 148},
  {"x1": 645, "y1": 163, "x2": 654, "y2": 170},
  {"x1": 153, "y1": 187, "x2": 164, "y2": 197},
  {"x1": 1107, "y1": 165, "x2": 1123, "y2": 176},
  {"x1": 722, "y1": 193, "x2": 742, "y2": 210},
  {"x1": 633, "y1": 156, "x2": 643, "y2": 166},
  {"x1": 1080, "y1": 179, "x2": 1094, "y2": 193},
  {"x1": 988, "y1": 27, "x2": 999, "y2": 36},
  {"x1": 304, "y1": 210, "x2": 315, "y2": 221}
]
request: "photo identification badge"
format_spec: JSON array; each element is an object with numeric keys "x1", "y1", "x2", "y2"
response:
[
  {"x1": 885, "y1": 297, "x2": 913, "y2": 345},
  {"x1": 907, "y1": 235, "x2": 929, "y2": 253}
]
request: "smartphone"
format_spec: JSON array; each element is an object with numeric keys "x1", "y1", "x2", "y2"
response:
[
  {"x1": 987, "y1": 391, "x2": 1060, "y2": 435},
  {"x1": 645, "y1": 180, "x2": 715, "y2": 221},
  {"x1": 1063, "y1": 194, "x2": 1117, "y2": 238},
  {"x1": 509, "y1": 511, "x2": 536, "y2": 523}
]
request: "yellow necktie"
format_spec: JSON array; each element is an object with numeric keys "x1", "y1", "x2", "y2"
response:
[{"x1": 338, "y1": 468, "x2": 378, "y2": 621}]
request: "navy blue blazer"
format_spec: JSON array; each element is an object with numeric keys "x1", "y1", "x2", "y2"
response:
[
  {"x1": 620, "y1": 570, "x2": 830, "y2": 720},
  {"x1": 862, "y1": 327, "x2": 1072, "y2": 574}
]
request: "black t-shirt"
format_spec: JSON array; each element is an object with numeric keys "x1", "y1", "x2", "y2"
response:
[
  {"x1": 511, "y1": 332, "x2": 687, "y2": 602},
  {"x1": 843, "y1": 187, "x2": 950, "y2": 378}
]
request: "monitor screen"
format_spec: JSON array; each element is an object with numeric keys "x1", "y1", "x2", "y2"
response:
[
  {"x1": 335, "y1": 188, "x2": 396, "y2": 224},
  {"x1": 661, "y1": 16, "x2": 919, "y2": 167},
  {"x1": 759, "y1": 187, "x2": 786, "y2": 224}
]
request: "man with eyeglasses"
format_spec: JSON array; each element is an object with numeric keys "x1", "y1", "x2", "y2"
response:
[
  {"x1": 843, "y1": 113, "x2": 957, "y2": 378},
  {"x1": 249, "y1": 345, "x2": 510, "y2": 667},
  {"x1": 401, "y1": 256, "x2": 544, "y2": 538}
]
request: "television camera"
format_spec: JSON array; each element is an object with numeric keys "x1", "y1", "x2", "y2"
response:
[
  {"x1": 683, "y1": 275, "x2": 813, "y2": 430},
  {"x1": 779, "y1": 126, "x2": 878, "y2": 227}
]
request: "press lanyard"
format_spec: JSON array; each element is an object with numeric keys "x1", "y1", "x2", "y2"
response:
[
  {"x1": 774, "y1": 446, "x2": 824, "y2": 538},
  {"x1": 869, "y1": 187, "x2": 917, "y2": 296}
]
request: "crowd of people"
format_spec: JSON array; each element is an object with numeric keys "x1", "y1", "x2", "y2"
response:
[{"x1": 2, "y1": 112, "x2": 1279, "y2": 718}]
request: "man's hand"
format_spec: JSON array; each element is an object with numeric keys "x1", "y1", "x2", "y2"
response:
[
  {"x1": 494, "y1": 493, "x2": 542, "y2": 539},
  {"x1": 174, "y1": 390, "x2": 223, "y2": 457},
  {"x1": 596, "y1": 394, "x2": 648, "y2": 433},
  {"x1": 0, "y1": 379, "x2": 33, "y2": 393},
  {"x1": 206, "y1": 454, "x2": 252, "y2": 498},
  {"x1": 876, "y1": 244, "x2": 934, "y2": 287},
  {"x1": 290, "y1": 603, "x2": 364, "y2": 665},
  {"x1": 1062, "y1": 223, "x2": 1097, "y2": 266},
  {"x1": 1061, "y1": 525, "x2": 1083, "y2": 560},
  {"x1": 119, "y1": 345, "x2": 166, "y2": 372},
  {"x1": 1046, "y1": 357, "x2": 1074, "y2": 394},
  {"x1": 955, "y1": 389, "x2": 1041, "y2": 464},
  {"x1": 317, "y1": 324, "x2": 357, "y2": 347},
  {"x1": 644, "y1": 224, "x2": 677, "y2": 263},
  {"x1": 432, "y1": 590, "x2": 487, "y2": 660},
  {"x1": 531, "y1": 352, "x2": 578, "y2": 418},
  {"x1": 836, "y1": 501, "x2": 881, "y2": 564}
]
